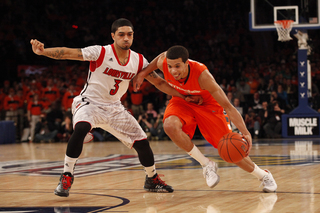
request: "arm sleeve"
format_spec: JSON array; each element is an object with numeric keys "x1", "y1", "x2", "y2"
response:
[
  {"x1": 81, "y1": 45, "x2": 102, "y2": 61},
  {"x1": 142, "y1": 56, "x2": 149, "y2": 69}
]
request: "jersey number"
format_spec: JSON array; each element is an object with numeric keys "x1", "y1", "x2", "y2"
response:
[{"x1": 110, "y1": 79, "x2": 122, "y2": 95}]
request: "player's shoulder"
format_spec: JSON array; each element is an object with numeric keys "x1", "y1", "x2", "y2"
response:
[{"x1": 188, "y1": 59, "x2": 207, "y2": 70}]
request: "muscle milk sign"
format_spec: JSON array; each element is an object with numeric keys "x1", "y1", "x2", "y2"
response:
[{"x1": 288, "y1": 117, "x2": 319, "y2": 136}]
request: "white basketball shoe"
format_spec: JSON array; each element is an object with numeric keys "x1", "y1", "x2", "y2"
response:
[
  {"x1": 260, "y1": 170, "x2": 277, "y2": 193},
  {"x1": 83, "y1": 132, "x2": 94, "y2": 144},
  {"x1": 202, "y1": 160, "x2": 220, "y2": 188}
]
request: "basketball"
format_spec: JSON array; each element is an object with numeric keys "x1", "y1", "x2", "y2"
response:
[{"x1": 218, "y1": 132, "x2": 249, "y2": 163}]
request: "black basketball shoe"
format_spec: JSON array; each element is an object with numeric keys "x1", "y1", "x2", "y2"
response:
[
  {"x1": 144, "y1": 173, "x2": 174, "y2": 193},
  {"x1": 54, "y1": 172, "x2": 74, "y2": 197}
]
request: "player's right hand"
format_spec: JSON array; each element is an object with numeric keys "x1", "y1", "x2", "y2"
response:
[
  {"x1": 30, "y1": 39, "x2": 45, "y2": 55},
  {"x1": 185, "y1": 95, "x2": 204, "y2": 105}
]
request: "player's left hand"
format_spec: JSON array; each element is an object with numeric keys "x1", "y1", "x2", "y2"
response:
[
  {"x1": 242, "y1": 133, "x2": 252, "y2": 154},
  {"x1": 185, "y1": 95, "x2": 203, "y2": 105},
  {"x1": 133, "y1": 73, "x2": 145, "y2": 92}
]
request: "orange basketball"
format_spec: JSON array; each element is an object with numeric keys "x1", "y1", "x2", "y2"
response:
[{"x1": 218, "y1": 132, "x2": 249, "y2": 163}]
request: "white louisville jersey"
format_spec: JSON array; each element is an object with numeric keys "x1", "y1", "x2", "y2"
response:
[{"x1": 79, "y1": 44, "x2": 149, "y2": 104}]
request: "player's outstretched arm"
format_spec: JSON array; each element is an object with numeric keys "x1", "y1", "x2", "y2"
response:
[
  {"x1": 198, "y1": 70, "x2": 252, "y2": 150},
  {"x1": 145, "y1": 71, "x2": 203, "y2": 105},
  {"x1": 145, "y1": 71, "x2": 185, "y2": 99},
  {"x1": 30, "y1": 39, "x2": 85, "y2": 61},
  {"x1": 133, "y1": 52, "x2": 165, "y2": 92}
]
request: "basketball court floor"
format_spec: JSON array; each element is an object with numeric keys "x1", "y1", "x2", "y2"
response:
[{"x1": 0, "y1": 137, "x2": 319, "y2": 213}]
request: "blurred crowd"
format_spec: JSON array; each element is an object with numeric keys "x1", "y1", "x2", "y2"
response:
[{"x1": 1, "y1": 0, "x2": 320, "y2": 142}]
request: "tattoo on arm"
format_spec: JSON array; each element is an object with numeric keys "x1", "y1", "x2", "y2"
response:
[
  {"x1": 149, "y1": 71, "x2": 158, "y2": 78},
  {"x1": 77, "y1": 48, "x2": 83, "y2": 57},
  {"x1": 46, "y1": 49, "x2": 65, "y2": 59}
]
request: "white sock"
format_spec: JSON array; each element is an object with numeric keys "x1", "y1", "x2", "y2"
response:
[
  {"x1": 250, "y1": 163, "x2": 268, "y2": 180},
  {"x1": 63, "y1": 155, "x2": 78, "y2": 175},
  {"x1": 187, "y1": 145, "x2": 210, "y2": 166},
  {"x1": 144, "y1": 165, "x2": 156, "y2": 178}
]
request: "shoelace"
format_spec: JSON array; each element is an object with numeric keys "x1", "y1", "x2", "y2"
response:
[
  {"x1": 204, "y1": 163, "x2": 216, "y2": 178},
  {"x1": 260, "y1": 175, "x2": 273, "y2": 188},
  {"x1": 153, "y1": 174, "x2": 167, "y2": 186},
  {"x1": 61, "y1": 175, "x2": 72, "y2": 189}
]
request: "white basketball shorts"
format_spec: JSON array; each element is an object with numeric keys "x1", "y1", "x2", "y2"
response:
[{"x1": 72, "y1": 96, "x2": 147, "y2": 148}]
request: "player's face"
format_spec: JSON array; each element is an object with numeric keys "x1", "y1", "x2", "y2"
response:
[
  {"x1": 112, "y1": 26, "x2": 134, "y2": 50},
  {"x1": 167, "y1": 58, "x2": 189, "y2": 80}
]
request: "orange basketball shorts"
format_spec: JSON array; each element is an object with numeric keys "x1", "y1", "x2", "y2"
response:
[{"x1": 163, "y1": 98, "x2": 232, "y2": 148}]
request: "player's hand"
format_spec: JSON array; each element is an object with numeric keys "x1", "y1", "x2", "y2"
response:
[
  {"x1": 185, "y1": 95, "x2": 204, "y2": 105},
  {"x1": 242, "y1": 133, "x2": 252, "y2": 154},
  {"x1": 133, "y1": 73, "x2": 146, "y2": 92},
  {"x1": 30, "y1": 39, "x2": 45, "y2": 55}
]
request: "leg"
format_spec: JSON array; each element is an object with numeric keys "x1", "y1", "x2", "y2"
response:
[
  {"x1": 163, "y1": 115, "x2": 219, "y2": 188},
  {"x1": 54, "y1": 121, "x2": 91, "y2": 197},
  {"x1": 235, "y1": 156, "x2": 277, "y2": 192},
  {"x1": 163, "y1": 115, "x2": 196, "y2": 152},
  {"x1": 133, "y1": 139, "x2": 173, "y2": 193}
]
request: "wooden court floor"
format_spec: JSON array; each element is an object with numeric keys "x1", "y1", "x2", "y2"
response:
[{"x1": 0, "y1": 138, "x2": 320, "y2": 213}]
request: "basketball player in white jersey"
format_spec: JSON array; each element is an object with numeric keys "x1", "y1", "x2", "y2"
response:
[{"x1": 30, "y1": 18, "x2": 198, "y2": 197}]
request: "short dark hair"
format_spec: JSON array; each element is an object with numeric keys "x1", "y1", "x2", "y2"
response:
[
  {"x1": 166, "y1": 45, "x2": 189, "y2": 63},
  {"x1": 111, "y1": 18, "x2": 134, "y2": 33}
]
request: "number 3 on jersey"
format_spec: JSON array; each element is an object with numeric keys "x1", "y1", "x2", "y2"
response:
[{"x1": 110, "y1": 79, "x2": 122, "y2": 95}]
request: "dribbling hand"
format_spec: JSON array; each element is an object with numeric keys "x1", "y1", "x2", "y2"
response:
[{"x1": 242, "y1": 133, "x2": 252, "y2": 154}]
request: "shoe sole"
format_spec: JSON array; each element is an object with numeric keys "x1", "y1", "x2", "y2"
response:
[
  {"x1": 54, "y1": 190, "x2": 69, "y2": 197},
  {"x1": 209, "y1": 175, "x2": 220, "y2": 188},
  {"x1": 143, "y1": 188, "x2": 174, "y2": 193},
  {"x1": 263, "y1": 188, "x2": 276, "y2": 193}
]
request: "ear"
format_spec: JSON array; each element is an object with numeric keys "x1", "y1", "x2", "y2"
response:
[{"x1": 111, "y1": 33, "x2": 115, "y2": 41}]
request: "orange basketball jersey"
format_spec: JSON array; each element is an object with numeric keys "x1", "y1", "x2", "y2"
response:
[{"x1": 162, "y1": 58, "x2": 219, "y2": 106}]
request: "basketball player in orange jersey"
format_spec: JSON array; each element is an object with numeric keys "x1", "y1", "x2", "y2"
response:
[
  {"x1": 134, "y1": 45, "x2": 277, "y2": 192},
  {"x1": 30, "y1": 19, "x2": 202, "y2": 197}
]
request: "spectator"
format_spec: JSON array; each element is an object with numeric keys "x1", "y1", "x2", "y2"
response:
[
  {"x1": 233, "y1": 98, "x2": 243, "y2": 117},
  {"x1": 150, "y1": 112, "x2": 167, "y2": 140},
  {"x1": 265, "y1": 78, "x2": 276, "y2": 94},
  {"x1": 145, "y1": 102, "x2": 158, "y2": 122},
  {"x1": 58, "y1": 112, "x2": 73, "y2": 142},
  {"x1": 231, "y1": 85, "x2": 245, "y2": 104},
  {"x1": 0, "y1": 88, "x2": 6, "y2": 120},
  {"x1": 27, "y1": 93, "x2": 45, "y2": 142},
  {"x1": 137, "y1": 112, "x2": 153, "y2": 140},
  {"x1": 122, "y1": 98, "x2": 134, "y2": 116},
  {"x1": 227, "y1": 91, "x2": 234, "y2": 104},
  {"x1": 263, "y1": 101, "x2": 284, "y2": 138},
  {"x1": 236, "y1": 78, "x2": 251, "y2": 95},
  {"x1": 46, "y1": 101, "x2": 64, "y2": 133},
  {"x1": 62, "y1": 84, "x2": 80, "y2": 112},
  {"x1": 230, "y1": 97, "x2": 243, "y2": 132},
  {"x1": 25, "y1": 82, "x2": 41, "y2": 103},
  {"x1": 128, "y1": 81, "x2": 145, "y2": 119},
  {"x1": 250, "y1": 92, "x2": 264, "y2": 113},
  {"x1": 16, "y1": 88, "x2": 25, "y2": 136},
  {"x1": 3, "y1": 88, "x2": 20, "y2": 125},
  {"x1": 34, "y1": 114, "x2": 58, "y2": 143},
  {"x1": 245, "y1": 108, "x2": 261, "y2": 139},
  {"x1": 276, "y1": 84, "x2": 290, "y2": 110},
  {"x1": 247, "y1": 75, "x2": 259, "y2": 94},
  {"x1": 41, "y1": 78, "x2": 60, "y2": 107},
  {"x1": 270, "y1": 90, "x2": 286, "y2": 111}
]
